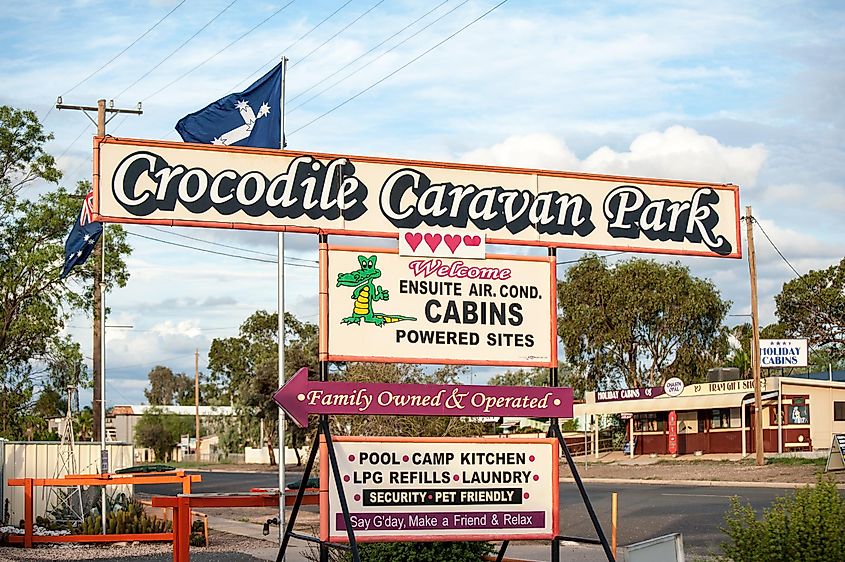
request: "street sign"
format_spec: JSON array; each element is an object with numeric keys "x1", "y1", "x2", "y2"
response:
[
  {"x1": 323, "y1": 436, "x2": 559, "y2": 542},
  {"x1": 825, "y1": 434, "x2": 845, "y2": 472},
  {"x1": 100, "y1": 449, "x2": 109, "y2": 474},
  {"x1": 273, "y1": 368, "x2": 574, "y2": 428}
]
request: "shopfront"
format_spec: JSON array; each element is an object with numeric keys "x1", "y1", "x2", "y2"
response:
[{"x1": 575, "y1": 377, "x2": 845, "y2": 456}]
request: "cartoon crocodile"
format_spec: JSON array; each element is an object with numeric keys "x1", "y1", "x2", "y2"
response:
[{"x1": 337, "y1": 255, "x2": 416, "y2": 326}]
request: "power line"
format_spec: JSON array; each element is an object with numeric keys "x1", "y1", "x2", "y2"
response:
[
  {"x1": 125, "y1": 230, "x2": 318, "y2": 268},
  {"x1": 142, "y1": 0, "x2": 300, "y2": 103},
  {"x1": 144, "y1": 226, "x2": 318, "y2": 263},
  {"x1": 287, "y1": 0, "x2": 460, "y2": 111},
  {"x1": 288, "y1": 0, "x2": 386, "y2": 71},
  {"x1": 288, "y1": 0, "x2": 509, "y2": 136},
  {"x1": 751, "y1": 217, "x2": 803, "y2": 279},
  {"x1": 60, "y1": 0, "x2": 188, "y2": 99},
  {"x1": 556, "y1": 251, "x2": 626, "y2": 267},
  {"x1": 229, "y1": 0, "x2": 356, "y2": 95},
  {"x1": 115, "y1": 0, "x2": 239, "y2": 100}
]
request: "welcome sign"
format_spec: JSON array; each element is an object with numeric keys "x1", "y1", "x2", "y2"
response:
[
  {"x1": 322, "y1": 437, "x2": 559, "y2": 542},
  {"x1": 322, "y1": 246, "x2": 556, "y2": 367},
  {"x1": 94, "y1": 137, "x2": 741, "y2": 258}
]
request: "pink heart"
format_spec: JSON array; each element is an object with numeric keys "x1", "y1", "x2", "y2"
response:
[
  {"x1": 444, "y1": 234, "x2": 461, "y2": 253},
  {"x1": 404, "y1": 232, "x2": 422, "y2": 252},
  {"x1": 424, "y1": 233, "x2": 442, "y2": 252},
  {"x1": 463, "y1": 235, "x2": 481, "y2": 246}
]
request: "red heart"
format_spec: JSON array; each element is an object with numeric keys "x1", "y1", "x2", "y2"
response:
[
  {"x1": 424, "y1": 233, "x2": 442, "y2": 252},
  {"x1": 404, "y1": 232, "x2": 422, "y2": 252},
  {"x1": 463, "y1": 235, "x2": 481, "y2": 246},
  {"x1": 444, "y1": 234, "x2": 461, "y2": 253}
]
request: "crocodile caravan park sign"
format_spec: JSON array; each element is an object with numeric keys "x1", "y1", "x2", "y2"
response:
[
  {"x1": 322, "y1": 437, "x2": 559, "y2": 542},
  {"x1": 94, "y1": 137, "x2": 741, "y2": 258},
  {"x1": 322, "y1": 246, "x2": 556, "y2": 367}
]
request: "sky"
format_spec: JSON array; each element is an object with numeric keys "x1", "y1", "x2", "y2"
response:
[{"x1": 1, "y1": 0, "x2": 843, "y2": 406}]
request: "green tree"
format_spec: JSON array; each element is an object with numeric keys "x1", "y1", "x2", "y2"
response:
[
  {"x1": 0, "y1": 106, "x2": 131, "y2": 437},
  {"x1": 775, "y1": 257, "x2": 845, "y2": 361},
  {"x1": 208, "y1": 311, "x2": 319, "y2": 465},
  {"x1": 557, "y1": 255, "x2": 730, "y2": 393},
  {"x1": 144, "y1": 366, "x2": 193, "y2": 406},
  {"x1": 134, "y1": 408, "x2": 194, "y2": 462},
  {"x1": 329, "y1": 363, "x2": 486, "y2": 438},
  {"x1": 488, "y1": 367, "x2": 549, "y2": 387}
]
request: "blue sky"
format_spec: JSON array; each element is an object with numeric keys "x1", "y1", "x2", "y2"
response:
[{"x1": 1, "y1": 0, "x2": 843, "y2": 406}]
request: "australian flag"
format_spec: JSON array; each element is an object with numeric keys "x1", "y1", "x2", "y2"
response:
[
  {"x1": 60, "y1": 190, "x2": 102, "y2": 279},
  {"x1": 175, "y1": 62, "x2": 283, "y2": 149}
]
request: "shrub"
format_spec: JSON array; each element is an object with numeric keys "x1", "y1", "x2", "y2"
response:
[
  {"x1": 720, "y1": 475, "x2": 845, "y2": 561},
  {"x1": 334, "y1": 541, "x2": 493, "y2": 562}
]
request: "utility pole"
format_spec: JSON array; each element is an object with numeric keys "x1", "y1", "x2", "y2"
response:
[
  {"x1": 195, "y1": 348, "x2": 201, "y2": 461},
  {"x1": 746, "y1": 206, "x2": 764, "y2": 466},
  {"x1": 55, "y1": 98, "x2": 142, "y2": 442}
]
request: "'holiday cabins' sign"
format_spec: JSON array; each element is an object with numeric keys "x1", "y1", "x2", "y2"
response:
[
  {"x1": 322, "y1": 246, "x2": 556, "y2": 367},
  {"x1": 322, "y1": 437, "x2": 559, "y2": 542},
  {"x1": 760, "y1": 339, "x2": 808, "y2": 368},
  {"x1": 94, "y1": 137, "x2": 741, "y2": 258}
]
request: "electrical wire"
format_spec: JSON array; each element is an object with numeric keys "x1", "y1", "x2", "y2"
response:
[
  {"x1": 288, "y1": 0, "x2": 510, "y2": 136},
  {"x1": 144, "y1": 225, "x2": 318, "y2": 263},
  {"x1": 142, "y1": 0, "x2": 300, "y2": 103},
  {"x1": 288, "y1": 0, "x2": 386, "y2": 70},
  {"x1": 125, "y1": 230, "x2": 318, "y2": 268},
  {"x1": 229, "y1": 0, "x2": 356, "y2": 94},
  {"x1": 752, "y1": 218, "x2": 803, "y2": 279},
  {"x1": 61, "y1": 0, "x2": 188, "y2": 99},
  {"x1": 287, "y1": 0, "x2": 463, "y2": 112},
  {"x1": 115, "y1": 0, "x2": 240, "y2": 100}
]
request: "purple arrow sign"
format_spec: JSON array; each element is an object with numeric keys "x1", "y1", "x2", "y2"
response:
[{"x1": 273, "y1": 368, "x2": 574, "y2": 428}]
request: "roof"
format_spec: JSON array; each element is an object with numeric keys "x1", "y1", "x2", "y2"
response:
[{"x1": 112, "y1": 405, "x2": 235, "y2": 416}]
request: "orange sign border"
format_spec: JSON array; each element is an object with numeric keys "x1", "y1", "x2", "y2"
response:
[
  {"x1": 319, "y1": 244, "x2": 558, "y2": 368},
  {"x1": 319, "y1": 436, "x2": 560, "y2": 543}
]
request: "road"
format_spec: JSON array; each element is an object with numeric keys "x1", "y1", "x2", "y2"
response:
[{"x1": 137, "y1": 471, "x2": 794, "y2": 555}]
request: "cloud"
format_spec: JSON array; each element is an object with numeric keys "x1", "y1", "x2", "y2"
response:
[{"x1": 460, "y1": 133, "x2": 581, "y2": 170}]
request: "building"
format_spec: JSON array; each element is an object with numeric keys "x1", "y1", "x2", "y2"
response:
[
  {"x1": 110, "y1": 404, "x2": 234, "y2": 462},
  {"x1": 574, "y1": 375, "x2": 845, "y2": 456}
]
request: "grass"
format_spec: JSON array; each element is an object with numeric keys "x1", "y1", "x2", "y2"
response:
[{"x1": 764, "y1": 456, "x2": 825, "y2": 466}]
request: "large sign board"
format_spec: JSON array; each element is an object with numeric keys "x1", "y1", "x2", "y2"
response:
[
  {"x1": 321, "y1": 437, "x2": 559, "y2": 542},
  {"x1": 760, "y1": 339, "x2": 808, "y2": 368},
  {"x1": 94, "y1": 137, "x2": 741, "y2": 258},
  {"x1": 825, "y1": 434, "x2": 845, "y2": 472},
  {"x1": 322, "y1": 246, "x2": 556, "y2": 367}
]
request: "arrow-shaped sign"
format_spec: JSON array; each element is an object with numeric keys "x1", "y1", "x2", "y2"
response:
[{"x1": 273, "y1": 368, "x2": 574, "y2": 427}]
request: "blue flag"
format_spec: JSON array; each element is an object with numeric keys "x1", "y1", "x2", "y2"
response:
[
  {"x1": 61, "y1": 190, "x2": 103, "y2": 279},
  {"x1": 175, "y1": 63, "x2": 283, "y2": 149}
]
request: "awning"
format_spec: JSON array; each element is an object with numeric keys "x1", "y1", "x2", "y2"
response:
[{"x1": 574, "y1": 390, "x2": 778, "y2": 416}]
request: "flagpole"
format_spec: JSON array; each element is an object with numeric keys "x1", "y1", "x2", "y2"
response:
[
  {"x1": 100, "y1": 224, "x2": 107, "y2": 534},
  {"x1": 278, "y1": 55, "x2": 288, "y2": 552}
]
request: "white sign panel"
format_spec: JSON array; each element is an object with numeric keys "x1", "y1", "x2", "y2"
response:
[
  {"x1": 95, "y1": 137, "x2": 741, "y2": 258},
  {"x1": 324, "y1": 247, "x2": 556, "y2": 367},
  {"x1": 322, "y1": 437, "x2": 559, "y2": 542},
  {"x1": 760, "y1": 339, "x2": 808, "y2": 368}
]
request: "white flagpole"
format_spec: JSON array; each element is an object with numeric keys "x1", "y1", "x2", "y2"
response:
[{"x1": 278, "y1": 56, "x2": 288, "y2": 551}]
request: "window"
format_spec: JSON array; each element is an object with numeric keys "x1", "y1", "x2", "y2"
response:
[
  {"x1": 835, "y1": 402, "x2": 845, "y2": 422},
  {"x1": 788, "y1": 404, "x2": 810, "y2": 424},
  {"x1": 634, "y1": 413, "x2": 666, "y2": 432},
  {"x1": 711, "y1": 408, "x2": 733, "y2": 429}
]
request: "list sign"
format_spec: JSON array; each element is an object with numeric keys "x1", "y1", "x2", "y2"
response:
[{"x1": 322, "y1": 437, "x2": 559, "y2": 542}]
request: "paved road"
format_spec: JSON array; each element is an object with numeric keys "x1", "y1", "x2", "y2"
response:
[{"x1": 137, "y1": 470, "x2": 795, "y2": 555}]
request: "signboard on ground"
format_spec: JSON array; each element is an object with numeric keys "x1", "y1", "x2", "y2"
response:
[
  {"x1": 321, "y1": 437, "x2": 559, "y2": 542},
  {"x1": 668, "y1": 411, "x2": 678, "y2": 455},
  {"x1": 273, "y1": 368, "x2": 573, "y2": 427},
  {"x1": 323, "y1": 247, "x2": 556, "y2": 367},
  {"x1": 94, "y1": 137, "x2": 741, "y2": 258},
  {"x1": 825, "y1": 434, "x2": 845, "y2": 472},
  {"x1": 760, "y1": 339, "x2": 808, "y2": 368}
]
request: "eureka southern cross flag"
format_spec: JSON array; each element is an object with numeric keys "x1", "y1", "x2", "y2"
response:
[
  {"x1": 61, "y1": 190, "x2": 103, "y2": 278},
  {"x1": 175, "y1": 62, "x2": 283, "y2": 149}
]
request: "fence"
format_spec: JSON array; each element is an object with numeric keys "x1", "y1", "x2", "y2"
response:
[{"x1": 0, "y1": 440, "x2": 134, "y2": 524}]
